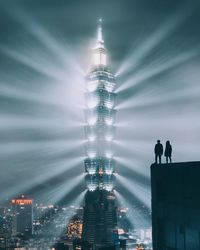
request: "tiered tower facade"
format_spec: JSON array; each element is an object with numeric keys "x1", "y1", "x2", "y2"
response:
[{"x1": 82, "y1": 20, "x2": 118, "y2": 249}]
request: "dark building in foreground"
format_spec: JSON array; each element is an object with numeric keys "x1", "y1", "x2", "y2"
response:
[{"x1": 151, "y1": 161, "x2": 200, "y2": 250}]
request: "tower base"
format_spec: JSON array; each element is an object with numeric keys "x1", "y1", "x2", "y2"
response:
[{"x1": 82, "y1": 189, "x2": 118, "y2": 250}]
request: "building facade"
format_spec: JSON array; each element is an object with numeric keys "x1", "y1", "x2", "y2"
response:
[
  {"x1": 151, "y1": 161, "x2": 200, "y2": 250},
  {"x1": 82, "y1": 20, "x2": 118, "y2": 249},
  {"x1": 11, "y1": 195, "x2": 33, "y2": 237}
]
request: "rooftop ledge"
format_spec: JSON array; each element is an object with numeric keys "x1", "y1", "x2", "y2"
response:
[{"x1": 151, "y1": 161, "x2": 200, "y2": 168}]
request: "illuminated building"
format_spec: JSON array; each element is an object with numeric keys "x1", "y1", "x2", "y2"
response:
[
  {"x1": 151, "y1": 161, "x2": 200, "y2": 250},
  {"x1": 136, "y1": 244, "x2": 145, "y2": 250},
  {"x1": 82, "y1": 20, "x2": 118, "y2": 249},
  {"x1": 11, "y1": 195, "x2": 33, "y2": 237},
  {"x1": 67, "y1": 216, "x2": 83, "y2": 239}
]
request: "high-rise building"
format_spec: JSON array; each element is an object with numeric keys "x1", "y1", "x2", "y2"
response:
[
  {"x1": 0, "y1": 236, "x2": 6, "y2": 250},
  {"x1": 11, "y1": 195, "x2": 33, "y2": 237},
  {"x1": 82, "y1": 20, "x2": 118, "y2": 249},
  {"x1": 151, "y1": 161, "x2": 200, "y2": 250},
  {"x1": 67, "y1": 215, "x2": 83, "y2": 240}
]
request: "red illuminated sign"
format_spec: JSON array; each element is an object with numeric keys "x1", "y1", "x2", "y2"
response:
[{"x1": 11, "y1": 199, "x2": 33, "y2": 205}]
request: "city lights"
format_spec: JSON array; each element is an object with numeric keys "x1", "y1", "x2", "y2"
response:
[{"x1": 11, "y1": 199, "x2": 33, "y2": 205}]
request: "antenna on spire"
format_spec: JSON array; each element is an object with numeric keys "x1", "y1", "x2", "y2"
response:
[{"x1": 97, "y1": 18, "x2": 104, "y2": 44}]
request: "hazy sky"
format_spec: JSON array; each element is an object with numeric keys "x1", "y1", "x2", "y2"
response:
[{"x1": 0, "y1": 0, "x2": 200, "y2": 225}]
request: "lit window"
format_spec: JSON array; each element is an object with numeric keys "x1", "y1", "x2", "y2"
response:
[
  {"x1": 94, "y1": 52, "x2": 100, "y2": 65},
  {"x1": 101, "y1": 54, "x2": 106, "y2": 65},
  {"x1": 94, "y1": 51, "x2": 106, "y2": 66}
]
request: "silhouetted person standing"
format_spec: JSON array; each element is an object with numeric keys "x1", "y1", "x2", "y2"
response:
[
  {"x1": 164, "y1": 140, "x2": 172, "y2": 163},
  {"x1": 154, "y1": 140, "x2": 163, "y2": 164}
]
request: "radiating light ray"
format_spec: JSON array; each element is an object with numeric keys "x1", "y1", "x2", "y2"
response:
[
  {"x1": 39, "y1": 174, "x2": 85, "y2": 205},
  {"x1": 0, "y1": 157, "x2": 83, "y2": 201},
  {"x1": 115, "y1": 156, "x2": 149, "y2": 178},
  {"x1": 0, "y1": 139, "x2": 85, "y2": 155},
  {"x1": 121, "y1": 94, "x2": 200, "y2": 114},
  {"x1": 116, "y1": 116, "x2": 200, "y2": 131},
  {"x1": 0, "y1": 83, "x2": 53, "y2": 104},
  {"x1": 0, "y1": 68, "x2": 85, "y2": 115},
  {"x1": 0, "y1": 115, "x2": 85, "y2": 129},
  {"x1": 7, "y1": 4, "x2": 84, "y2": 76},
  {"x1": 115, "y1": 168, "x2": 150, "y2": 189},
  {"x1": 0, "y1": 7, "x2": 84, "y2": 211},
  {"x1": 0, "y1": 81, "x2": 84, "y2": 111},
  {"x1": 0, "y1": 128, "x2": 85, "y2": 146},
  {"x1": 116, "y1": 47, "x2": 200, "y2": 93},
  {"x1": 116, "y1": 82, "x2": 200, "y2": 111},
  {"x1": 116, "y1": 3, "x2": 196, "y2": 76},
  {"x1": 67, "y1": 189, "x2": 86, "y2": 207},
  {"x1": 115, "y1": 139, "x2": 153, "y2": 156},
  {"x1": 0, "y1": 46, "x2": 62, "y2": 80},
  {"x1": 116, "y1": 174, "x2": 151, "y2": 209},
  {"x1": 114, "y1": 190, "x2": 149, "y2": 229}
]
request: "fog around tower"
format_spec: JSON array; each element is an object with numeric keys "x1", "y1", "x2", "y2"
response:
[{"x1": 0, "y1": 0, "x2": 200, "y2": 228}]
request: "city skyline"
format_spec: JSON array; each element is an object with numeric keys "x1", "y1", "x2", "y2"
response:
[{"x1": 0, "y1": 0, "x2": 200, "y2": 231}]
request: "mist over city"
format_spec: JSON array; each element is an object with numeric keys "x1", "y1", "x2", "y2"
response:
[{"x1": 0, "y1": 0, "x2": 200, "y2": 249}]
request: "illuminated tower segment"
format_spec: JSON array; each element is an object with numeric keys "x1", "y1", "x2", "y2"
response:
[
  {"x1": 85, "y1": 19, "x2": 116, "y2": 192},
  {"x1": 82, "y1": 20, "x2": 118, "y2": 249}
]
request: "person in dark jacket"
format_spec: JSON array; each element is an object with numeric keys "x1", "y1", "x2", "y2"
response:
[
  {"x1": 154, "y1": 140, "x2": 163, "y2": 164},
  {"x1": 164, "y1": 140, "x2": 172, "y2": 163}
]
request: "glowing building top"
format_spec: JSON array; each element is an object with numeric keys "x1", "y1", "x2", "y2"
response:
[
  {"x1": 93, "y1": 19, "x2": 107, "y2": 66},
  {"x1": 84, "y1": 19, "x2": 116, "y2": 192}
]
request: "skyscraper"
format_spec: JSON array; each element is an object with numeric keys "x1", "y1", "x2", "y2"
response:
[
  {"x1": 82, "y1": 20, "x2": 118, "y2": 249},
  {"x1": 11, "y1": 195, "x2": 33, "y2": 237}
]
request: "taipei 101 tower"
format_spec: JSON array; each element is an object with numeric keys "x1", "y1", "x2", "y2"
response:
[{"x1": 82, "y1": 20, "x2": 118, "y2": 249}]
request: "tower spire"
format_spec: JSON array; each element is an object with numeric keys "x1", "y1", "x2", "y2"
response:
[
  {"x1": 97, "y1": 18, "x2": 104, "y2": 43},
  {"x1": 96, "y1": 18, "x2": 104, "y2": 48},
  {"x1": 93, "y1": 18, "x2": 106, "y2": 66}
]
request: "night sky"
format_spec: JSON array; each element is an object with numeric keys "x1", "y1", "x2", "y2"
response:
[{"x1": 0, "y1": 0, "x2": 200, "y2": 226}]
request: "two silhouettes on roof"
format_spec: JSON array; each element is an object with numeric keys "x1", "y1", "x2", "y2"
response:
[{"x1": 154, "y1": 140, "x2": 172, "y2": 164}]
